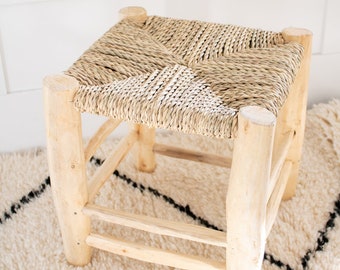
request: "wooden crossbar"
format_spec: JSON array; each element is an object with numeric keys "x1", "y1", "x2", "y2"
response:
[
  {"x1": 266, "y1": 161, "x2": 292, "y2": 236},
  {"x1": 83, "y1": 204, "x2": 227, "y2": 247},
  {"x1": 268, "y1": 130, "x2": 295, "y2": 202},
  {"x1": 86, "y1": 233, "x2": 225, "y2": 270},
  {"x1": 84, "y1": 118, "x2": 122, "y2": 162},
  {"x1": 153, "y1": 143, "x2": 232, "y2": 168},
  {"x1": 88, "y1": 131, "x2": 137, "y2": 202}
]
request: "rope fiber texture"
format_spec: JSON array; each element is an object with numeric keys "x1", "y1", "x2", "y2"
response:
[{"x1": 66, "y1": 16, "x2": 303, "y2": 138}]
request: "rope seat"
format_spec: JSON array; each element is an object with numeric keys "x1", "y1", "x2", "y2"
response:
[{"x1": 65, "y1": 16, "x2": 303, "y2": 138}]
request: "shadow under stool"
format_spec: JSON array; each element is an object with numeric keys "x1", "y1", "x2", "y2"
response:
[{"x1": 43, "y1": 6, "x2": 312, "y2": 270}]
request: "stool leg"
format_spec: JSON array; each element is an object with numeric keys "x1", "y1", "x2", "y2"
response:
[
  {"x1": 43, "y1": 74, "x2": 92, "y2": 265},
  {"x1": 135, "y1": 124, "x2": 156, "y2": 172},
  {"x1": 276, "y1": 28, "x2": 312, "y2": 200},
  {"x1": 227, "y1": 106, "x2": 276, "y2": 270}
]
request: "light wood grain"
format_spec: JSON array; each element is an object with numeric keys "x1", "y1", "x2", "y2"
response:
[
  {"x1": 227, "y1": 106, "x2": 275, "y2": 270},
  {"x1": 153, "y1": 143, "x2": 232, "y2": 168},
  {"x1": 119, "y1": 6, "x2": 147, "y2": 23},
  {"x1": 86, "y1": 233, "x2": 225, "y2": 270},
  {"x1": 277, "y1": 28, "x2": 313, "y2": 200},
  {"x1": 266, "y1": 161, "x2": 292, "y2": 236},
  {"x1": 268, "y1": 129, "x2": 294, "y2": 202},
  {"x1": 43, "y1": 74, "x2": 92, "y2": 265},
  {"x1": 84, "y1": 118, "x2": 122, "y2": 162},
  {"x1": 83, "y1": 204, "x2": 227, "y2": 247},
  {"x1": 88, "y1": 130, "x2": 138, "y2": 202},
  {"x1": 136, "y1": 124, "x2": 156, "y2": 172}
]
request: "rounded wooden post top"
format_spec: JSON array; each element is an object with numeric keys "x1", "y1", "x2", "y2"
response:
[
  {"x1": 239, "y1": 106, "x2": 276, "y2": 126},
  {"x1": 282, "y1": 28, "x2": 313, "y2": 44},
  {"x1": 282, "y1": 28, "x2": 313, "y2": 37},
  {"x1": 282, "y1": 27, "x2": 313, "y2": 59},
  {"x1": 119, "y1": 6, "x2": 147, "y2": 22},
  {"x1": 43, "y1": 74, "x2": 79, "y2": 92}
]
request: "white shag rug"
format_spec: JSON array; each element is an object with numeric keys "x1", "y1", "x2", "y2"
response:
[{"x1": 1, "y1": 100, "x2": 340, "y2": 270}]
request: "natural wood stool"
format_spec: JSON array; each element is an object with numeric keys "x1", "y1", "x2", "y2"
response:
[{"x1": 43, "y1": 6, "x2": 312, "y2": 270}]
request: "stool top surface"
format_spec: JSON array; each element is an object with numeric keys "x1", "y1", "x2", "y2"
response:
[{"x1": 66, "y1": 16, "x2": 303, "y2": 138}]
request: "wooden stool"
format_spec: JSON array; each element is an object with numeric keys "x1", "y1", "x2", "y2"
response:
[{"x1": 43, "y1": 6, "x2": 312, "y2": 270}]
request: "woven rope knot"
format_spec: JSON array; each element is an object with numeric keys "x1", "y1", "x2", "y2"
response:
[{"x1": 66, "y1": 16, "x2": 303, "y2": 138}]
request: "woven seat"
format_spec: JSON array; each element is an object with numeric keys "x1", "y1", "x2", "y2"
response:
[
  {"x1": 43, "y1": 6, "x2": 312, "y2": 270},
  {"x1": 66, "y1": 16, "x2": 303, "y2": 138}
]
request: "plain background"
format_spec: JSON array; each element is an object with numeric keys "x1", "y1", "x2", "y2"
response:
[{"x1": 0, "y1": 0, "x2": 339, "y2": 152}]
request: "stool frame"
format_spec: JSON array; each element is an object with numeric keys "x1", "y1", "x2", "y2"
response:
[{"x1": 43, "y1": 6, "x2": 312, "y2": 270}]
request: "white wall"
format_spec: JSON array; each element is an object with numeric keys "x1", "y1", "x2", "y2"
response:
[{"x1": 0, "y1": 0, "x2": 339, "y2": 152}]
